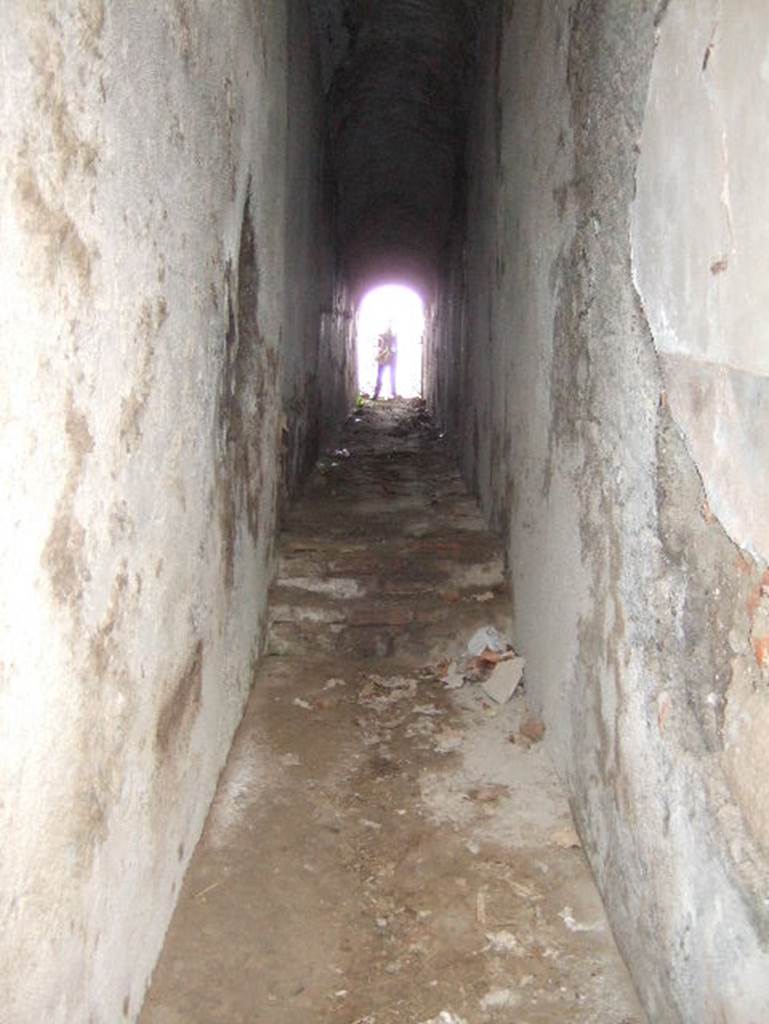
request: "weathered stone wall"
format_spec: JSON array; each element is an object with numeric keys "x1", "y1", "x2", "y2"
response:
[
  {"x1": 435, "y1": 1, "x2": 769, "y2": 1019},
  {"x1": 0, "y1": 2, "x2": 351, "y2": 1021},
  {"x1": 280, "y1": 0, "x2": 356, "y2": 501}
]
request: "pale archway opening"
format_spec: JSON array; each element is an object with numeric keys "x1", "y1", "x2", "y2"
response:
[{"x1": 357, "y1": 283, "x2": 425, "y2": 399}]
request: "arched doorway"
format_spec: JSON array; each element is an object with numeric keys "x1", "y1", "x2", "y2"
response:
[{"x1": 356, "y1": 284, "x2": 425, "y2": 399}]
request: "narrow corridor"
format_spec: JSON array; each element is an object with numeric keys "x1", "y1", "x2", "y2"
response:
[
  {"x1": 141, "y1": 401, "x2": 643, "y2": 1024},
  {"x1": 5, "y1": 3, "x2": 769, "y2": 1020}
]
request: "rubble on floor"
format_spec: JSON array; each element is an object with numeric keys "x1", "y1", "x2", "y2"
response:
[{"x1": 141, "y1": 399, "x2": 644, "y2": 1024}]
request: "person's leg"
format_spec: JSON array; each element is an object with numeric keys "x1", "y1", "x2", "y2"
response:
[
  {"x1": 389, "y1": 360, "x2": 397, "y2": 398},
  {"x1": 373, "y1": 363, "x2": 384, "y2": 399}
]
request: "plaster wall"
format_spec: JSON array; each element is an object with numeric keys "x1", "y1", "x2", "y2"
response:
[
  {"x1": 0, "y1": 2, "x2": 348, "y2": 1021},
  {"x1": 436, "y1": 1, "x2": 769, "y2": 1019}
]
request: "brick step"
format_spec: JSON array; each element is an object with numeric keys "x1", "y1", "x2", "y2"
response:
[
  {"x1": 270, "y1": 578, "x2": 508, "y2": 609},
  {"x1": 266, "y1": 595, "x2": 512, "y2": 662},
  {"x1": 269, "y1": 596, "x2": 459, "y2": 627},
  {"x1": 276, "y1": 536, "x2": 505, "y2": 571},
  {"x1": 266, "y1": 619, "x2": 472, "y2": 662},
  {"x1": 274, "y1": 559, "x2": 506, "y2": 592}
]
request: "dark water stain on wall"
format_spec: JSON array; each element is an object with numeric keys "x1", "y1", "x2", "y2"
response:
[
  {"x1": 155, "y1": 641, "x2": 203, "y2": 755},
  {"x1": 216, "y1": 190, "x2": 279, "y2": 590}
]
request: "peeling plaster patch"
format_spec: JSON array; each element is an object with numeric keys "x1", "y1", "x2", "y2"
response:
[
  {"x1": 655, "y1": 354, "x2": 769, "y2": 567},
  {"x1": 723, "y1": 658, "x2": 769, "y2": 857},
  {"x1": 632, "y1": 0, "x2": 769, "y2": 564},
  {"x1": 749, "y1": 583, "x2": 769, "y2": 672}
]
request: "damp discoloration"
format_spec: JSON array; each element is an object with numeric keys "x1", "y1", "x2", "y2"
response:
[
  {"x1": 216, "y1": 193, "x2": 277, "y2": 590},
  {"x1": 28, "y1": 27, "x2": 100, "y2": 181},
  {"x1": 65, "y1": 564, "x2": 138, "y2": 880},
  {"x1": 42, "y1": 392, "x2": 93, "y2": 608},
  {"x1": 156, "y1": 641, "x2": 203, "y2": 755},
  {"x1": 78, "y1": 0, "x2": 105, "y2": 56},
  {"x1": 87, "y1": 567, "x2": 129, "y2": 679},
  {"x1": 170, "y1": 0, "x2": 198, "y2": 68},
  {"x1": 42, "y1": 511, "x2": 89, "y2": 607},
  {"x1": 119, "y1": 299, "x2": 165, "y2": 453},
  {"x1": 14, "y1": 164, "x2": 94, "y2": 291}
]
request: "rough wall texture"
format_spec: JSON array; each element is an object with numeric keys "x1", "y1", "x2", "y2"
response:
[
  {"x1": 0, "y1": 2, "x2": 351, "y2": 1021},
  {"x1": 432, "y1": 1, "x2": 769, "y2": 1020}
]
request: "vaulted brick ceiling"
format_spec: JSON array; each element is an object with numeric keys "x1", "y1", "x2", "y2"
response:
[{"x1": 310, "y1": 0, "x2": 480, "y2": 299}]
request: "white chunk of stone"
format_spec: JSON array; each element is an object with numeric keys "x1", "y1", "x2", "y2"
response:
[{"x1": 481, "y1": 657, "x2": 525, "y2": 704}]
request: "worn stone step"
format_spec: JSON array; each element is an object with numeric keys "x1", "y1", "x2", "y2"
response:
[{"x1": 266, "y1": 619, "x2": 464, "y2": 662}]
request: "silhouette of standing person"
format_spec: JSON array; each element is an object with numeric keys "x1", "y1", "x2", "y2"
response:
[{"x1": 373, "y1": 326, "x2": 397, "y2": 399}]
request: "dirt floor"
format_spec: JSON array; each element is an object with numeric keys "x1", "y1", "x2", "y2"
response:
[{"x1": 141, "y1": 399, "x2": 645, "y2": 1024}]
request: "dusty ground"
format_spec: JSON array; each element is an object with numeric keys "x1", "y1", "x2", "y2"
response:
[{"x1": 141, "y1": 399, "x2": 645, "y2": 1024}]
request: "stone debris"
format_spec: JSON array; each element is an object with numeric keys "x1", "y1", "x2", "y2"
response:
[
  {"x1": 433, "y1": 725, "x2": 464, "y2": 753},
  {"x1": 479, "y1": 987, "x2": 520, "y2": 1011},
  {"x1": 481, "y1": 656, "x2": 525, "y2": 704},
  {"x1": 413, "y1": 703, "x2": 444, "y2": 716},
  {"x1": 466, "y1": 625, "x2": 511, "y2": 657},
  {"x1": 441, "y1": 628, "x2": 526, "y2": 703},
  {"x1": 484, "y1": 929, "x2": 522, "y2": 954},
  {"x1": 468, "y1": 783, "x2": 508, "y2": 803},
  {"x1": 442, "y1": 660, "x2": 466, "y2": 689},
  {"x1": 559, "y1": 905, "x2": 602, "y2": 933},
  {"x1": 144, "y1": 400, "x2": 646, "y2": 1024},
  {"x1": 519, "y1": 714, "x2": 545, "y2": 742},
  {"x1": 372, "y1": 673, "x2": 414, "y2": 690},
  {"x1": 550, "y1": 824, "x2": 582, "y2": 848},
  {"x1": 476, "y1": 890, "x2": 486, "y2": 924},
  {"x1": 323, "y1": 677, "x2": 347, "y2": 689},
  {"x1": 405, "y1": 717, "x2": 438, "y2": 740},
  {"x1": 278, "y1": 752, "x2": 302, "y2": 767},
  {"x1": 358, "y1": 675, "x2": 418, "y2": 711}
]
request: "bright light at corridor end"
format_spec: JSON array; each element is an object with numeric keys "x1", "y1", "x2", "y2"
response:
[{"x1": 357, "y1": 284, "x2": 425, "y2": 399}]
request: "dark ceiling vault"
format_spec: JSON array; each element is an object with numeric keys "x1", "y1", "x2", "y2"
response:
[{"x1": 309, "y1": 0, "x2": 481, "y2": 299}]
